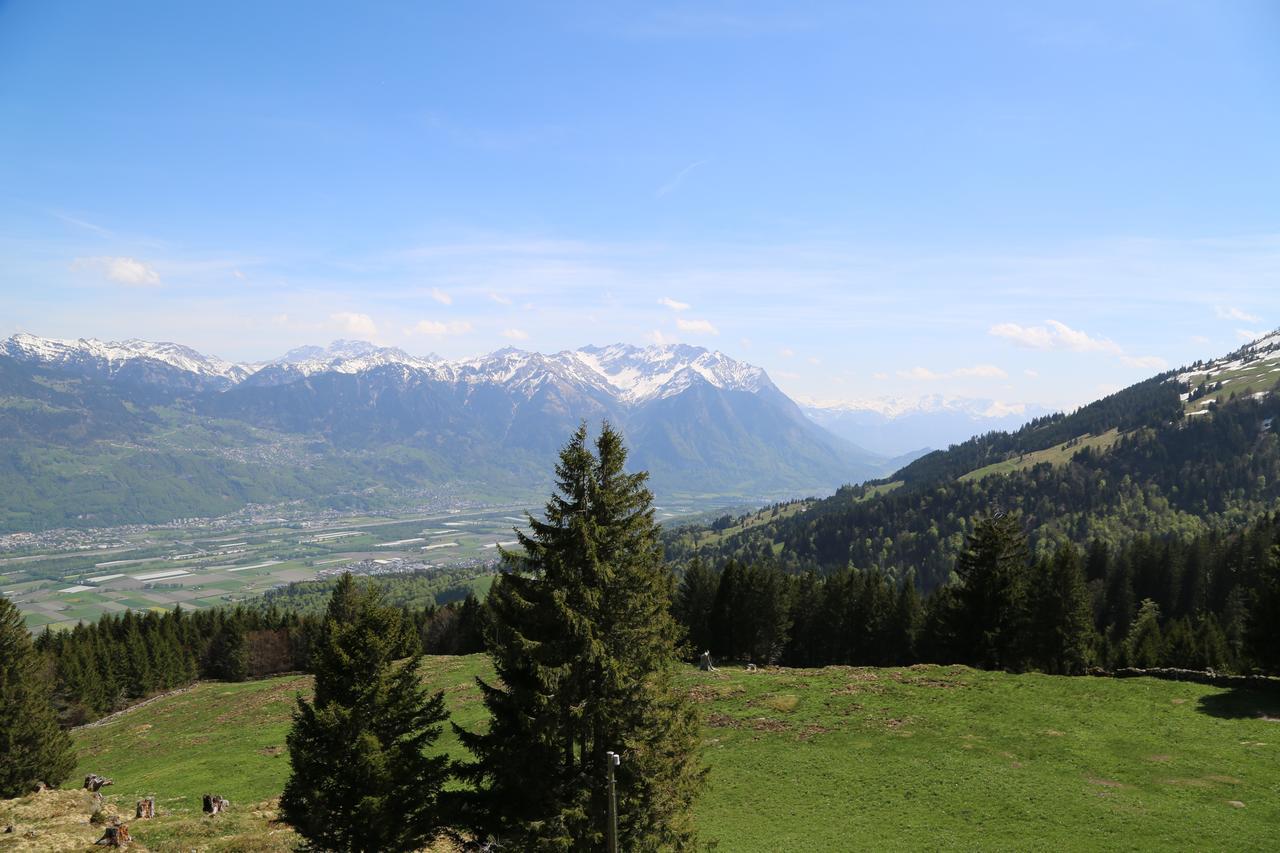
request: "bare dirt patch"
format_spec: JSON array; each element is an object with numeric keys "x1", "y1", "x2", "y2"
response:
[{"x1": 1147, "y1": 754, "x2": 1172, "y2": 763}]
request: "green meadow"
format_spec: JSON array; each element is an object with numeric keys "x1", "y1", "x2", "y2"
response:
[{"x1": 21, "y1": 656, "x2": 1272, "y2": 851}]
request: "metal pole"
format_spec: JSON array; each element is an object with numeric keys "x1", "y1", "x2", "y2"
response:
[{"x1": 606, "y1": 750, "x2": 621, "y2": 853}]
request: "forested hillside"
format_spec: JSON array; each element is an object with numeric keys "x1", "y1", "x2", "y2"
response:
[{"x1": 668, "y1": 336, "x2": 1280, "y2": 592}]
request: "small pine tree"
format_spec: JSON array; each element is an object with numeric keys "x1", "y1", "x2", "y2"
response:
[
  {"x1": 0, "y1": 597, "x2": 76, "y2": 797},
  {"x1": 280, "y1": 574, "x2": 450, "y2": 852},
  {"x1": 457, "y1": 424, "x2": 705, "y2": 849}
]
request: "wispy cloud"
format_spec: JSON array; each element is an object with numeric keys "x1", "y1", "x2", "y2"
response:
[
  {"x1": 72, "y1": 256, "x2": 161, "y2": 286},
  {"x1": 656, "y1": 160, "x2": 707, "y2": 198},
  {"x1": 488, "y1": 292, "x2": 512, "y2": 305},
  {"x1": 658, "y1": 296, "x2": 691, "y2": 311},
  {"x1": 1236, "y1": 328, "x2": 1267, "y2": 342},
  {"x1": 675, "y1": 317, "x2": 718, "y2": 335},
  {"x1": 989, "y1": 319, "x2": 1164, "y2": 369},
  {"x1": 430, "y1": 288, "x2": 453, "y2": 305},
  {"x1": 501, "y1": 328, "x2": 529, "y2": 340},
  {"x1": 53, "y1": 212, "x2": 113, "y2": 236},
  {"x1": 409, "y1": 319, "x2": 472, "y2": 336},
  {"x1": 1216, "y1": 305, "x2": 1261, "y2": 323}
]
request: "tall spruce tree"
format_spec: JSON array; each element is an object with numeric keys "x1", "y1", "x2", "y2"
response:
[
  {"x1": 280, "y1": 574, "x2": 450, "y2": 852},
  {"x1": 458, "y1": 423, "x2": 704, "y2": 850},
  {"x1": 0, "y1": 597, "x2": 75, "y2": 797},
  {"x1": 954, "y1": 512, "x2": 1031, "y2": 670}
]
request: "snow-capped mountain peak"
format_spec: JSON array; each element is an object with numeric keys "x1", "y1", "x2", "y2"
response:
[
  {"x1": 2, "y1": 332, "x2": 249, "y2": 383},
  {"x1": 1, "y1": 333, "x2": 775, "y2": 405}
]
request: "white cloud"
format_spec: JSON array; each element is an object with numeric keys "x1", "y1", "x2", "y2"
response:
[
  {"x1": 648, "y1": 328, "x2": 673, "y2": 345},
  {"x1": 989, "y1": 319, "x2": 1164, "y2": 371},
  {"x1": 1024, "y1": 369, "x2": 1039, "y2": 378},
  {"x1": 409, "y1": 319, "x2": 472, "y2": 336},
  {"x1": 872, "y1": 371, "x2": 889, "y2": 381},
  {"x1": 73, "y1": 255, "x2": 161, "y2": 286},
  {"x1": 1237, "y1": 328, "x2": 1267, "y2": 342},
  {"x1": 501, "y1": 328, "x2": 529, "y2": 340},
  {"x1": 807, "y1": 356, "x2": 822, "y2": 366},
  {"x1": 232, "y1": 269, "x2": 246, "y2": 281},
  {"x1": 779, "y1": 347, "x2": 795, "y2": 358},
  {"x1": 330, "y1": 312, "x2": 379, "y2": 339},
  {"x1": 488, "y1": 292, "x2": 512, "y2": 305},
  {"x1": 675, "y1": 317, "x2": 718, "y2": 335},
  {"x1": 430, "y1": 288, "x2": 453, "y2": 305},
  {"x1": 658, "y1": 296, "x2": 691, "y2": 311},
  {"x1": 1216, "y1": 305, "x2": 1261, "y2": 323},
  {"x1": 899, "y1": 366, "x2": 942, "y2": 380}
]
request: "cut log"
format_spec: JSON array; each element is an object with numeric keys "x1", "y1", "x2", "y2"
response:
[
  {"x1": 94, "y1": 824, "x2": 131, "y2": 847},
  {"x1": 202, "y1": 794, "x2": 229, "y2": 815},
  {"x1": 135, "y1": 797, "x2": 155, "y2": 819},
  {"x1": 84, "y1": 775, "x2": 113, "y2": 793}
]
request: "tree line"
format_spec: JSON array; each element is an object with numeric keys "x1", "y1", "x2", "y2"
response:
[
  {"x1": 675, "y1": 510, "x2": 1280, "y2": 675},
  {"x1": 32, "y1": 590, "x2": 486, "y2": 728}
]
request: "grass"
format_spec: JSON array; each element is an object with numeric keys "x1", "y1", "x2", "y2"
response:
[
  {"x1": 959, "y1": 429, "x2": 1123, "y2": 482},
  {"x1": 6, "y1": 657, "x2": 1277, "y2": 851}
]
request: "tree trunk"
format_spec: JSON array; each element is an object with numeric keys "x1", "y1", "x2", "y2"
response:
[
  {"x1": 95, "y1": 824, "x2": 131, "y2": 847},
  {"x1": 202, "y1": 794, "x2": 229, "y2": 815},
  {"x1": 84, "y1": 774, "x2": 113, "y2": 793},
  {"x1": 135, "y1": 797, "x2": 155, "y2": 819}
]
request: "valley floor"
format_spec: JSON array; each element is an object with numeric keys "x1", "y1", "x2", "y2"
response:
[{"x1": 3, "y1": 656, "x2": 1277, "y2": 851}]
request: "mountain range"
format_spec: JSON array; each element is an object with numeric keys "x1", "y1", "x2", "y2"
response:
[{"x1": 0, "y1": 333, "x2": 911, "y2": 531}]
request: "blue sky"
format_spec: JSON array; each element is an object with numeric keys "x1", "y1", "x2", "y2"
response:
[{"x1": 2, "y1": 1, "x2": 1278, "y2": 411}]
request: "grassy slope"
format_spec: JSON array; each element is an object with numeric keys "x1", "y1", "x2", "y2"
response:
[
  {"x1": 958, "y1": 428, "x2": 1122, "y2": 483},
  {"x1": 17, "y1": 656, "x2": 1277, "y2": 851}
]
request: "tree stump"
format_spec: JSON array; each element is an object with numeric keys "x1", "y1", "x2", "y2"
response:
[
  {"x1": 84, "y1": 774, "x2": 113, "y2": 793},
  {"x1": 202, "y1": 794, "x2": 229, "y2": 815},
  {"x1": 94, "y1": 824, "x2": 131, "y2": 847},
  {"x1": 135, "y1": 798, "x2": 155, "y2": 819}
]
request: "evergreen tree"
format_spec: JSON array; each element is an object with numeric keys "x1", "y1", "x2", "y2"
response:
[
  {"x1": 1029, "y1": 546, "x2": 1095, "y2": 674},
  {"x1": 204, "y1": 612, "x2": 249, "y2": 682},
  {"x1": 954, "y1": 513, "x2": 1031, "y2": 670},
  {"x1": 1126, "y1": 599, "x2": 1165, "y2": 668},
  {"x1": 674, "y1": 556, "x2": 719, "y2": 657},
  {"x1": 458, "y1": 424, "x2": 704, "y2": 850},
  {"x1": 1246, "y1": 547, "x2": 1280, "y2": 671},
  {"x1": 280, "y1": 574, "x2": 450, "y2": 852},
  {"x1": 0, "y1": 597, "x2": 75, "y2": 797}
]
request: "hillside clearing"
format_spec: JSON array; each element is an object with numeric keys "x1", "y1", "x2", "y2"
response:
[{"x1": 2, "y1": 656, "x2": 1276, "y2": 850}]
